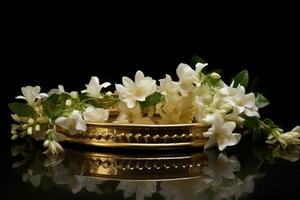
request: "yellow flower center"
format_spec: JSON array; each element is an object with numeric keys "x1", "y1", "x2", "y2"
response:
[{"x1": 134, "y1": 88, "x2": 144, "y2": 96}]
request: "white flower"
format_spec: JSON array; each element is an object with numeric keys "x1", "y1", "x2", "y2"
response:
[
  {"x1": 277, "y1": 126, "x2": 300, "y2": 149},
  {"x1": 277, "y1": 145, "x2": 300, "y2": 162},
  {"x1": 43, "y1": 140, "x2": 64, "y2": 154},
  {"x1": 176, "y1": 63, "x2": 196, "y2": 96},
  {"x1": 43, "y1": 129, "x2": 66, "y2": 154},
  {"x1": 176, "y1": 62, "x2": 207, "y2": 96},
  {"x1": 193, "y1": 90, "x2": 219, "y2": 124},
  {"x1": 203, "y1": 151, "x2": 241, "y2": 181},
  {"x1": 113, "y1": 102, "x2": 153, "y2": 124},
  {"x1": 156, "y1": 94, "x2": 194, "y2": 124},
  {"x1": 55, "y1": 110, "x2": 87, "y2": 134},
  {"x1": 221, "y1": 85, "x2": 259, "y2": 117},
  {"x1": 203, "y1": 114, "x2": 241, "y2": 151},
  {"x1": 115, "y1": 70, "x2": 157, "y2": 108},
  {"x1": 16, "y1": 86, "x2": 48, "y2": 106},
  {"x1": 48, "y1": 85, "x2": 65, "y2": 95},
  {"x1": 158, "y1": 74, "x2": 179, "y2": 97},
  {"x1": 83, "y1": 105, "x2": 109, "y2": 123},
  {"x1": 81, "y1": 76, "x2": 111, "y2": 99},
  {"x1": 52, "y1": 164, "x2": 104, "y2": 194},
  {"x1": 116, "y1": 181, "x2": 157, "y2": 200}
]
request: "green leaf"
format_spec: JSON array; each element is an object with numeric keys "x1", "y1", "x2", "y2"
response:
[
  {"x1": 240, "y1": 114, "x2": 260, "y2": 129},
  {"x1": 8, "y1": 102, "x2": 35, "y2": 117},
  {"x1": 42, "y1": 94, "x2": 71, "y2": 120},
  {"x1": 87, "y1": 99, "x2": 105, "y2": 108},
  {"x1": 256, "y1": 93, "x2": 270, "y2": 108},
  {"x1": 140, "y1": 92, "x2": 163, "y2": 107},
  {"x1": 42, "y1": 94, "x2": 60, "y2": 117},
  {"x1": 191, "y1": 54, "x2": 206, "y2": 67},
  {"x1": 233, "y1": 70, "x2": 249, "y2": 88},
  {"x1": 252, "y1": 128, "x2": 263, "y2": 141},
  {"x1": 78, "y1": 93, "x2": 91, "y2": 101},
  {"x1": 59, "y1": 93, "x2": 72, "y2": 102},
  {"x1": 263, "y1": 118, "x2": 278, "y2": 129},
  {"x1": 51, "y1": 104, "x2": 68, "y2": 119}
]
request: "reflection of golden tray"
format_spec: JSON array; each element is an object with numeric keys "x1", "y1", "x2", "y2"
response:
[
  {"x1": 67, "y1": 149, "x2": 207, "y2": 181},
  {"x1": 57, "y1": 122, "x2": 209, "y2": 149}
]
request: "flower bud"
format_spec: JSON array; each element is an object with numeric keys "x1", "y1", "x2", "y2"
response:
[
  {"x1": 105, "y1": 91, "x2": 113, "y2": 96},
  {"x1": 209, "y1": 72, "x2": 221, "y2": 79},
  {"x1": 28, "y1": 118, "x2": 34, "y2": 125},
  {"x1": 43, "y1": 140, "x2": 50, "y2": 147},
  {"x1": 70, "y1": 91, "x2": 78, "y2": 99},
  {"x1": 22, "y1": 124, "x2": 29, "y2": 129},
  {"x1": 35, "y1": 124, "x2": 41, "y2": 132},
  {"x1": 27, "y1": 127, "x2": 33, "y2": 135},
  {"x1": 11, "y1": 135, "x2": 18, "y2": 140},
  {"x1": 11, "y1": 114, "x2": 21, "y2": 122},
  {"x1": 11, "y1": 124, "x2": 20, "y2": 131},
  {"x1": 65, "y1": 99, "x2": 72, "y2": 106}
]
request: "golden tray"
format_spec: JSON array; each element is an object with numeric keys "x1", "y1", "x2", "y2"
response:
[{"x1": 57, "y1": 122, "x2": 209, "y2": 149}]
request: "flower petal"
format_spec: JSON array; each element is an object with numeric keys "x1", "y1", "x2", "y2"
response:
[
  {"x1": 101, "y1": 82, "x2": 111, "y2": 88},
  {"x1": 122, "y1": 77, "x2": 135, "y2": 89},
  {"x1": 135, "y1": 70, "x2": 145, "y2": 84},
  {"x1": 223, "y1": 121, "x2": 236, "y2": 134}
]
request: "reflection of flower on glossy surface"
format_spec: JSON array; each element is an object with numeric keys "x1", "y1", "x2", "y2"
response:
[
  {"x1": 158, "y1": 150, "x2": 262, "y2": 200},
  {"x1": 11, "y1": 141, "x2": 300, "y2": 200},
  {"x1": 203, "y1": 150, "x2": 241, "y2": 181},
  {"x1": 252, "y1": 143, "x2": 300, "y2": 163},
  {"x1": 12, "y1": 144, "x2": 105, "y2": 194},
  {"x1": 159, "y1": 179, "x2": 210, "y2": 200},
  {"x1": 52, "y1": 163, "x2": 104, "y2": 194},
  {"x1": 116, "y1": 181, "x2": 157, "y2": 200},
  {"x1": 22, "y1": 168, "x2": 42, "y2": 187}
]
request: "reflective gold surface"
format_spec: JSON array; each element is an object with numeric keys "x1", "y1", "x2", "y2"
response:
[
  {"x1": 67, "y1": 150, "x2": 207, "y2": 181},
  {"x1": 57, "y1": 122, "x2": 209, "y2": 149}
]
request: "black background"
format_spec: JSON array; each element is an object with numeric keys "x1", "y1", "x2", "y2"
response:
[{"x1": 2, "y1": 3, "x2": 300, "y2": 199}]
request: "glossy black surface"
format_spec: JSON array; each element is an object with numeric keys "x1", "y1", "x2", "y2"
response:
[{"x1": 2, "y1": 139, "x2": 300, "y2": 200}]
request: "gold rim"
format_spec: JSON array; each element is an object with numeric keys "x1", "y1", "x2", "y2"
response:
[
  {"x1": 86, "y1": 121, "x2": 206, "y2": 128},
  {"x1": 58, "y1": 123, "x2": 209, "y2": 149}
]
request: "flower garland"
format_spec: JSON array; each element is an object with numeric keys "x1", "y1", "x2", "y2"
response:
[{"x1": 9, "y1": 57, "x2": 300, "y2": 153}]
